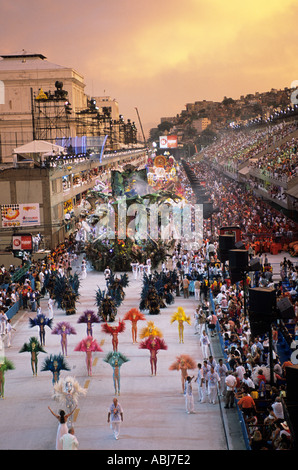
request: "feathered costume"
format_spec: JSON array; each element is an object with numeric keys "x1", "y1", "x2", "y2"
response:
[
  {"x1": 139, "y1": 320, "x2": 163, "y2": 340},
  {"x1": 41, "y1": 354, "x2": 70, "y2": 384},
  {"x1": 103, "y1": 351, "x2": 130, "y2": 395},
  {"x1": 19, "y1": 336, "x2": 46, "y2": 376},
  {"x1": 107, "y1": 273, "x2": 129, "y2": 307},
  {"x1": 74, "y1": 336, "x2": 103, "y2": 376},
  {"x1": 52, "y1": 273, "x2": 80, "y2": 315},
  {"x1": 0, "y1": 358, "x2": 15, "y2": 398},
  {"x1": 101, "y1": 319, "x2": 126, "y2": 352},
  {"x1": 52, "y1": 322, "x2": 77, "y2": 356},
  {"x1": 169, "y1": 354, "x2": 197, "y2": 393},
  {"x1": 29, "y1": 314, "x2": 53, "y2": 346},
  {"x1": 123, "y1": 308, "x2": 146, "y2": 343},
  {"x1": 95, "y1": 287, "x2": 118, "y2": 322},
  {"x1": 140, "y1": 283, "x2": 161, "y2": 315},
  {"x1": 77, "y1": 309, "x2": 100, "y2": 337},
  {"x1": 154, "y1": 271, "x2": 175, "y2": 307},
  {"x1": 139, "y1": 336, "x2": 168, "y2": 376},
  {"x1": 140, "y1": 272, "x2": 175, "y2": 314},
  {"x1": 170, "y1": 307, "x2": 191, "y2": 344},
  {"x1": 52, "y1": 376, "x2": 87, "y2": 426}
]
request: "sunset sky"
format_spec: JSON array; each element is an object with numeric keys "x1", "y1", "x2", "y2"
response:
[{"x1": 1, "y1": 0, "x2": 298, "y2": 137}]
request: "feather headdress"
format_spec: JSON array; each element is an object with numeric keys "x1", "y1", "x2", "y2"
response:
[
  {"x1": 74, "y1": 336, "x2": 104, "y2": 353},
  {"x1": 169, "y1": 354, "x2": 196, "y2": 371},
  {"x1": 123, "y1": 308, "x2": 146, "y2": 323},
  {"x1": 139, "y1": 336, "x2": 168, "y2": 352},
  {"x1": 139, "y1": 320, "x2": 163, "y2": 339},
  {"x1": 103, "y1": 351, "x2": 130, "y2": 367},
  {"x1": 52, "y1": 375, "x2": 87, "y2": 406},
  {"x1": 170, "y1": 307, "x2": 191, "y2": 325},
  {"x1": 19, "y1": 336, "x2": 46, "y2": 354},
  {"x1": 29, "y1": 314, "x2": 53, "y2": 329},
  {"x1": 0, "y1": 357, "x2": 15, "y2": 372},
  {"x1": 41, "y1": 354, "x2": 70, "y2": 373},
  {"x1": 77, "y1": 310, "x2": 100, "y2": 325},
  {"x1": 101, "y1": 319, "x2": 126, "y2": 335},
  {"x1": 52, "y1": 321, "x2": 77, "y2": 336}
]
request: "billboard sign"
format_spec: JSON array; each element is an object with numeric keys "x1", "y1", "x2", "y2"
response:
[
  {"x1": 12, "y1": 234, "x2": 33, "y2": 252},
  {"x1": 1, "y1": 204, "x2": 40, "y2": 227},
  {"x1": 159, "y1": 135, "x2": 178, "y2": 149}
]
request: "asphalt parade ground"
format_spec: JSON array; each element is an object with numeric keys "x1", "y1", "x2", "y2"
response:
[{"x1": 0, "y1": 255, "x2": 251, "y2": 452}]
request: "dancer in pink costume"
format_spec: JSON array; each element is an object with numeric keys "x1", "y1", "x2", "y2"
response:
[
  {"x1": 74, "y1": 336, "x2": 103, "y2": 376},
  {"x1": 139, "y1": 336, "x2": 167, "y2": 376}
]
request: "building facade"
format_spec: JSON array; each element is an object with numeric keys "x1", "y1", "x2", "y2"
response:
[
  {"x1": 0, "y1": 51, "x2": 137, "y2": 163},
  {"x1": 0, "y1": 148, "x2": 148, "y2": 252}
]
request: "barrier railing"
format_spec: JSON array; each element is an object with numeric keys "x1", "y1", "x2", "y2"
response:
[{"x1": 6, "y1": 298, "x2": 21, "y2": 321}]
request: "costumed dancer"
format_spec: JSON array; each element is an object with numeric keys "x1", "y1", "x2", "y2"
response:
[
  {"x1": 74, "y1": 336, "x2": 103, "y2": 376},
  {"x1": 139, "y1": 336, "x2": 167, "y2": 376},
  {"x1": 96, "y1": 288, "x2": 118, "y2": 322},
  {"x1": 29, "y1": 314, "x2": 53, "y2": 346},
  {"x1": 103, "y1": 351, "x2": 129, "y2": 395},
  {"x1": 123, "y1": 308, "x2": 146, "y2": 343},
  {"x1": 139, "y1": 320, "x2": 163, "y2": 340},
  {"x1": 101, "y1": 319, "x2": 125, "y2": 352},
  {"x1": 107, "y1": 273, "x2": 129, "y2": 307},
  {"x1": 53, "y1": 273, "x2": 80, "y2": 316},
  {"x1": 19, "y1": 336, "x2": 46, "y2": 376},
  {"x1": 52, "y1": 376, "x2": 87, "y2": 427},
  {"x1": 170, "y1": 307, "x2": 191, "y2": 344},
  {"x1": 0, "y1": 358, "x2": 15, "y2": 399},
  {"x1": 77, "y1": 309, "x2": 100, "y2": 337},
  {"x1": 61, "y1": 285, "x2": 78, "y2": 315},
  {"x1": 169, "y1": 354, "x2": 197, "y2": 394},
  {"x1": 139, "y1": 274, "x2": 161, "y2": 315},
  {"x1": 52, "y1": 322, "x2": 77, "y2": 357},
  {"x1": 41, "y1": 354, "x2": 71, "y2": 385}
]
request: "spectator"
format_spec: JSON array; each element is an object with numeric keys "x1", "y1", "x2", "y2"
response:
[
  {"x1": 60, "y1": 427, "x2": 79, "y2": 450},
  {"x1": 237, "y1": 391, "x2": 257, "y2": 418},
  {"x1": 224, "y1": 372, "x2": 237, "y2": 409}
]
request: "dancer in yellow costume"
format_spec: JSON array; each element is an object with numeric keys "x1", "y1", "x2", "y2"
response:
[
  {"x1": 170, "y1": 307, "x2": 191, "y2": 343},
  {"x1": 139, "y1": 320, "x2": 163, "y2": 340}
]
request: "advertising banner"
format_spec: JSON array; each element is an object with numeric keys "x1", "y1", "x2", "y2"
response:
[
  {"x1": 159, "y1": 135, "x2": 178, "y2": 149},
  {"x1": 12, "y1": 234, "x2": 33, "y2": 252},
  {"x1": 1, "y1": 204, "x2": 40, "y2": 227}
]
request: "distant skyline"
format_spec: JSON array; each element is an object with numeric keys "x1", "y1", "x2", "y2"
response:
[{"x1": 1, "y1": 0, "x2": 298, "y2": 137}]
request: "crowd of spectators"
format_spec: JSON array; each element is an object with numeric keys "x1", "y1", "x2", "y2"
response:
[
  {"x1": 249, "y1": 136, "x2": 298, "y2": 182},
  {"x1": 177, "y1": 154, "x2": 298, "y2": 450},
  {"x1": 209, "y1": 273, "x2": 295, "y2": 450},
  {"x1": 0, "y1": 239, "x2": 79, "y2": 334},
  {"x1": 179, "y1": 160, "x2": 298, "y2": 247},
  {"x1": 200, "y1": 120, "x2": 298, "y2": 169}
]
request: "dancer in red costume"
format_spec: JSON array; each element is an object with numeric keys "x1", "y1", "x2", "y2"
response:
[
  {"x1": 123, "y1": 308, "x2": 146, "y2": 343},
  {"x1": 101, "y1": 319, "x2": 125, "y2": 352},
  {"x1": 74, "y1": 336, "x2": 103, "y2": 376},
  {"x1": 139, "y1": 336, "x2": 167, "y2": 376}
]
